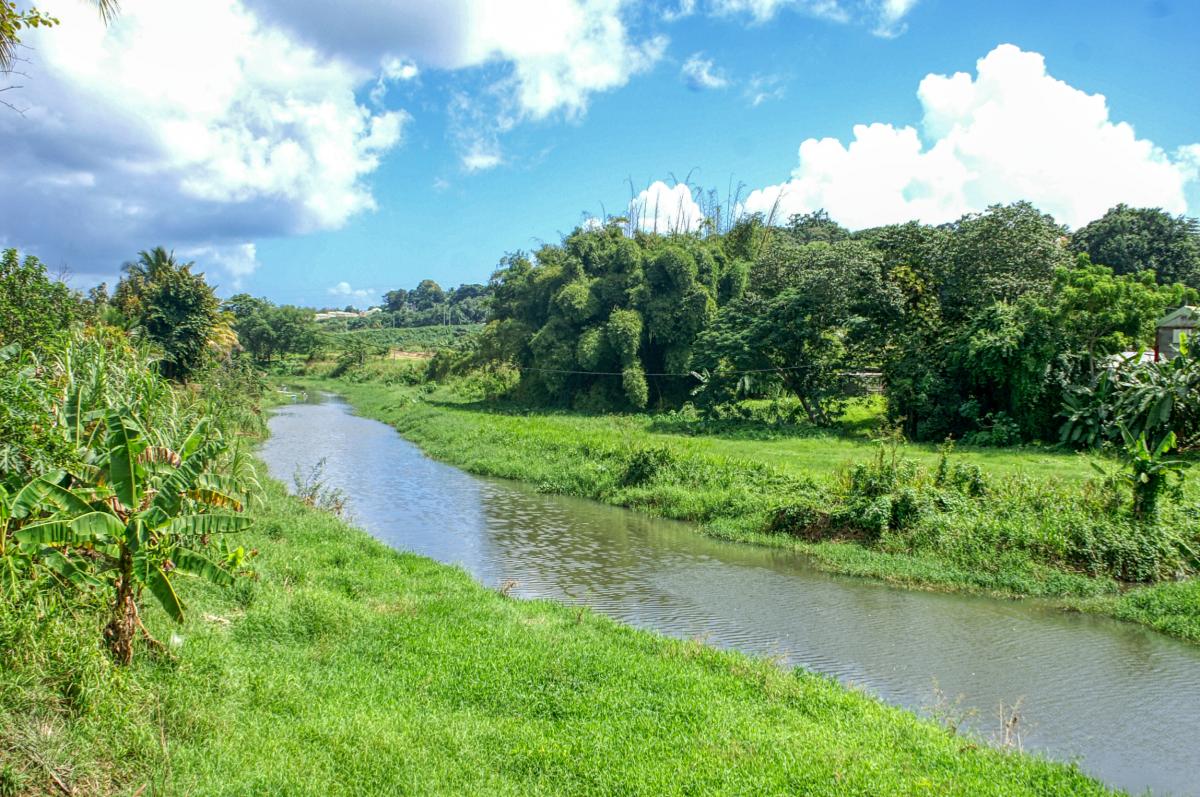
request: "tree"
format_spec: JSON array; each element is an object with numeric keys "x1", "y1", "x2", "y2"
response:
[
  {"x1": 225, "y1": 295, "x2": 320, "y2": 364},
  {"x1": 940, "y1": 202, "x2": 1071, "y2": 321},
  {"x1": 115, "y1": 248, "x2": 220, "y2": 381},
  {"x1": 483, "y1": 223, "x2": 746, "y2": 409},
  {"x1": 785, "y1": 209, "x2": 851, "y2": 245},
  {"x1": 0, "y1": 248, "x2": 76, "y2": 350},
  {"x1": 383, "y1": 288, "x2": 409, "y2": 312},
  {"x1": 1054, "y1": 256, "x2": 1195, "y2": 374},
  {"x1": 1071, "y1": 204, "x2": 1200, "y2": 288},
  {"x1": 409, "y1": 279, "x2": 446, "y2": 311},
  {"x1": 695, "y1": 240, "x2": 893, "y2": 425}
]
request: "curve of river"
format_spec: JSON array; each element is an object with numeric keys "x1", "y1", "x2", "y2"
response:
[{"x1": 262, "y1": 394, "x2": 1200, "y2": 796}]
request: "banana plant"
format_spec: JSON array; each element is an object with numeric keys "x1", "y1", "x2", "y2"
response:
[
  {"x1": 1116, "y1": 425, "x2": 1190, "y2": 523},
  {"x1": 9, "y1": 407, "x2": 251, "y2": 664}
]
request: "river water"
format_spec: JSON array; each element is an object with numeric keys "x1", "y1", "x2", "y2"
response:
[{"x1": 261, "y1": 393, "x2": 1200, "y2": 795}]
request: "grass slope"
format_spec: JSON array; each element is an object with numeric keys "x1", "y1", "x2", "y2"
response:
[
  {"x1": 292, "y1": 377, "x2": 1200, "y2": 643},
  {"x1": 1, "y1": 475, "x2": 1113, "y2": 796}
]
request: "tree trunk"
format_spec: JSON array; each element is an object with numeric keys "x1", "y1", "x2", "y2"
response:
[{"x1": 104, "y1": 549, "x2": 137, "y2": 665}]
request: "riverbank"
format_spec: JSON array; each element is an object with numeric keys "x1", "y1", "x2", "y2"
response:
[
  {"x1": 291, "y1": 376, "x2": 1200, "y2": 644},
  {"x1": 0, "y1": 469, "x2": 1115, "y2": 796}
]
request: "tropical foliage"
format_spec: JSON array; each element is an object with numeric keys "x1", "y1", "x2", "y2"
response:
[{"x1": 1, "y1": 249, "x2": 262, "y2": 666}]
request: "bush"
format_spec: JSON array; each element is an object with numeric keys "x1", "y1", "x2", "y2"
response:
[{"x1": 621, "y1": 445, "x2": 678, "y2": 487}]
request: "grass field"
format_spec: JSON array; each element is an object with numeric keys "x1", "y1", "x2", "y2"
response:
[
  {"x1": 0, "y1": 472, "x2": 1115, "y2": 796},
  {"x1": 325, "y1": 324, "x2": 482, "y2": 353},
  {"x1": 286, "y1": 376, "x2": 1200, "y2": 643}
]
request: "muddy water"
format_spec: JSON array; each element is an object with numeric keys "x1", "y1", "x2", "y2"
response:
[{"x1": 262, "y1": 394, "x2": 1200, "y2": 795}]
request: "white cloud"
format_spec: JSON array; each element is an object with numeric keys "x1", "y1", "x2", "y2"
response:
[
  {"x1": 247, "y1": 0, "x2": 666, "y2": 141},
  {"x1": 710, "y1": 0, "x2": 849, "y2": 24},
  {"x1": 370, "y1": 57, "x2": 420, "y2": 107},
  {"x1": 629, "y1": 181, "x2": 705, "y2": 233},
  {"x1": 745, "y1": 73, "x2": 787, "y2": 106},
  {"x1": 873, "y1": 0, "x2": 918, "y2": 37},
  {"x1": 706, "y1": 0, "x2": 917, "y2": 34},
  {"x1": 2, "y1": 0, "x2": 665, "y2": 281},
  {"x1": 181, "y1": 243, "x2": 261, "y2": 291},
  {"x1": 662, "y1": 0, "x2": 697, "y2": 21},
  {"x1": 742, "y1": 44, "x2": 1199, "y2": 230},
  {"x1": 1, "y1": 0, "x2": 406, "y2": 283},
  {"x1": 328, "y1": 281, "x2": 376, "y2": 302},
  {"x1": 681, "y1": 53, "x2": 730, "y2": 91}
]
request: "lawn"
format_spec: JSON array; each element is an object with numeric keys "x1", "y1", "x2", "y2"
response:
[{"x1": 0, "y1": 474, "x2": 1114, "y2": 796}]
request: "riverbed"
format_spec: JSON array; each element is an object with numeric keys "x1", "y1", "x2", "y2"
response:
[{"x1": 262, "y1": 393, "x2": 1200, "y2": 795}]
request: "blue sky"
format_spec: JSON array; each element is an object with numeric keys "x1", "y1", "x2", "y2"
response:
[{"x1": 3, "y1": 0, "x2": 1198, "y2": 307}]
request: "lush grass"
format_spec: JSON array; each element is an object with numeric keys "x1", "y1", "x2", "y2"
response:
[
  {"x1": 1111, "y1": 579, "x2": 1200, "y2": 641},
  {"x1": 326, "y1": 324, "x2": 482, "y2": 353},
  {"x1": 289, "y1": 377, "x2": 1200, "y2": 642},
  {"x1": 0, "y1": 472, "x2": 1114, "y2": 796}
]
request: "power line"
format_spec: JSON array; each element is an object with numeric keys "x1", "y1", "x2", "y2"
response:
[{"x1": 509, "y1": 364, "x2": 821, "y2": 378}]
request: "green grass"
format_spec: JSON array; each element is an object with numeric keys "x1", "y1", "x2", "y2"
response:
[
  {"x1": 1111, "y1": 579, "x2": 1200, "y2": 641},
  {"x1": 0, "y1": 473, "x2": 1114, "y2": 795},
  {"x1": 288, "y1": 377, "x2": 1200, "y2": 643},
  {"x1": 327, "y1": 324, "x2": 482, "y2": 353}
]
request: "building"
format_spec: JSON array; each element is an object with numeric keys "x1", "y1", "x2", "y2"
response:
[{"x1": 1155, "y1": 306, "x2": 1198, "y2": 361}]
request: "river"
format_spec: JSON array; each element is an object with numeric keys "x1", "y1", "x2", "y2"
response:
[{"x1": 261, "y1": 393, "x2": 1200, "y2": 795}]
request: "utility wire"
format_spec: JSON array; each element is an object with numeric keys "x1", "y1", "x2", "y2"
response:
[{"x1": 506, "y1": 364, "x2": 879, "y2": 378}]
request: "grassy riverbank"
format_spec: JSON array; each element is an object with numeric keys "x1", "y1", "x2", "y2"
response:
[
  {"x1": 289, "y1": 376, "x2": 1200, "y2": 644},
  {"x1": 0, "y1": 471, "x2": 1115, "y2": 796}
]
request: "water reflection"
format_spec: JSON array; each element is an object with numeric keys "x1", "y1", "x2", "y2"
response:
[{"x1": 261, "y1": 395, "x2": 1200, "y2": 796}]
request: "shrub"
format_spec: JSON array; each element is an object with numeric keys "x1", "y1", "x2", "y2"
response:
[{"x1": 621, "y1": 445, "x2": 678, "y2": 488}]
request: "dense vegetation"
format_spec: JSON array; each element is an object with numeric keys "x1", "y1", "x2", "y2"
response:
[
  {"x1": 0, "y1": 248, "x2": 1119, "y2": 794},
  {"x1": 5, "y1": 197, "x2": 1198, "y2": 794},
  {"x1": 461, "y1": 204, "x2": 1197, "y2": 448},
  {"x1": 296, "y1": 199, "x2": 1200, "y2": 643}
]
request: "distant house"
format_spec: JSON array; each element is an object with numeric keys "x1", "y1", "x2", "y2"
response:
[{"x1": 1155, "y1": 306, "x2": 1198, "y2": 361}]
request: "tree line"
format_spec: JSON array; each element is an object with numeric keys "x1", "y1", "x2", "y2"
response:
[{"x1": 464, "y1": 202, "x2": 1199, "y2": 448}]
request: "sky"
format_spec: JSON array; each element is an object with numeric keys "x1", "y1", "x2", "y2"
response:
[{"x1": 2, "y1": 0, "x2": 1198, "y2": 307}]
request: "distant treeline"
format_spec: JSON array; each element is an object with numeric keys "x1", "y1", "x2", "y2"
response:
[{"x1": 429, "y1": 202, "x2": 1200, "y2": 448}]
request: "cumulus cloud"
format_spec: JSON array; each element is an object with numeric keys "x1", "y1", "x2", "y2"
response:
[
  {"x1": 681, "y1": 53, "x2": 730, "y2": 91},
  {"x1": 180, "y1": 244, "x2": 261, "y2": 290},
  {"x1": 629, "y1": 181, "x2": 705, "y2": 233},
  {"x1": 3, "y1": 0, "x2": 665, "y2": 281},
  {"x1": 1, "y1": 0, "x2": 406, "y2": 283},
  {"x1": 742, "y1": 44, "x2": 1199, "y2": 230},
  {"x1": 328, "y1": 281, "x2": 377, "y2": 302},
  {"x1": 246, "y1": 0, "x2": 667, "y2": 123}
]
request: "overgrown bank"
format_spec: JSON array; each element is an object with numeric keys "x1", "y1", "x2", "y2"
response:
[
  {"x1": 296, "y1": 376, "x2": 1200, "y2": 643},
  {"x1": 1, "y1": 473, "x2": 1116, "y2": 796}
]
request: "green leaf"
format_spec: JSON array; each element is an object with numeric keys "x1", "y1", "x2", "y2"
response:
[
  {"x1": 11, "y1": 476, "x2": 93, "y2": 519},
  {"x1": 16, "y1": 512, "x2": 122, "y2": 546},
  {"x1": 39, "y1": 549, "x2": 103, "y2": 590},
  {"x1": 172, "y1": 549, "x2": 234, "y2": 587},
  {"x1": 152, "y1": 440, "x2": 225, "y2": 517},
  {"x1": 180, "y1": 418, "x2": 211, "y2": 459},
  {"x1": 148, "y1": 568, "x2": 185, "y2": 623},
  {"x1": 162, "y1": 513, "x2": 251, "y2": 537},
  {"x1": 105, "y1": 410, "x2": 142, "y2": 509}
]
